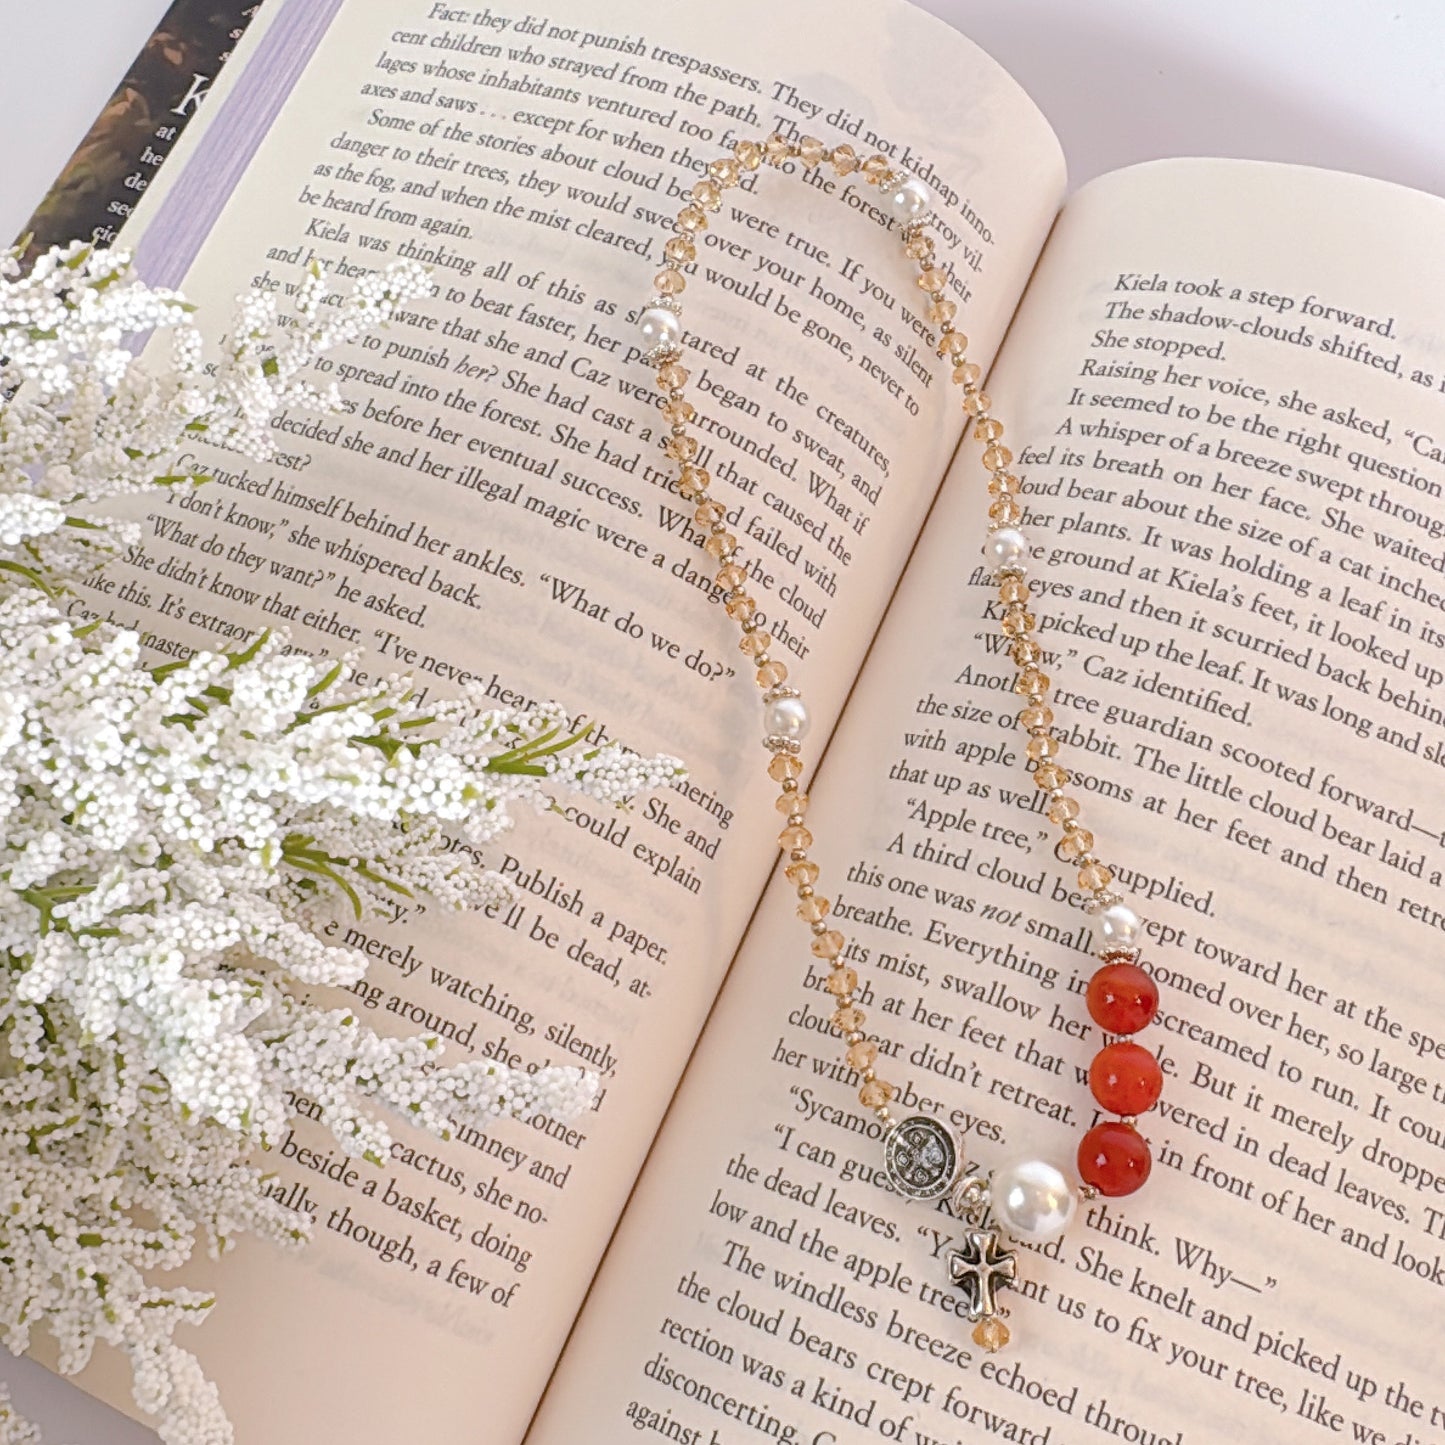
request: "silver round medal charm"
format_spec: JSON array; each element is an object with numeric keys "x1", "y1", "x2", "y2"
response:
[{"x1": 883, "y1": 1115, "x2": 960, "y2": 1201}]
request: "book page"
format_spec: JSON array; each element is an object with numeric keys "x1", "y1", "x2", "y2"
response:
[
  {"x1": 71, "y1": 0, "x2": 1064, "y2": 1440},
  {"x1": 529, "y1": 159, "x2": 1445, "y2": 1445}
]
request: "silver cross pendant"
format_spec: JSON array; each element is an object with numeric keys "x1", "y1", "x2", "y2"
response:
[{"x1": 947, "y1": 1227, "x2": 1017, "y2": 1322}]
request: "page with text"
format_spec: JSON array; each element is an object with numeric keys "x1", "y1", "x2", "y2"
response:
[
  {"x1": 74, "y1": 0, "x2": 1065, "y2": 1439},
  {"x1": 530, "y1": 159, "x2": 1445, "y2": 1445}
]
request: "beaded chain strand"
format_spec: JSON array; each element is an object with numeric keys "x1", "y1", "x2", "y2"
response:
[{"x1": 635, "y1": 131, "x2": 1163, "y2": 1351}]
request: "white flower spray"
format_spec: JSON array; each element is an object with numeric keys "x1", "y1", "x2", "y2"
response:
[{"x1": 0, "y1": 244, "x2": 682, "y2": 1443}]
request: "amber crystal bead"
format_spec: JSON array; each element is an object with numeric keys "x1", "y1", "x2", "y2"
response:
[
  {"x1": 861, "y1": 154, "x2": 891, "y2": 182},
  {"x1": 989, "y1": 497, "x2": 1024, "y2": 527},
  {"x1": 988, "y1": 472, "x2": 1021, "y2": 496},
  {"x1": 756, "y1": 660, "x2": 789, "y2": 689},
  {"x1": 951, "y1": 356, "x2": 978, "y2": 383},
  {"x1": 846, "y1": 1040, "x2": 878, "y2": 1072},
  {"x1": 1078, "y1": 1122, "x2": 1152, "y2": 1197},
  {"x1": 665, "y1": 434, "x2": 698, "y2": 461},
  {"x1": 723, "y1": 591, "x2": 754, "y2": 619},
  {"x1": 733, "y1": 138, "x2": 763, "y2": 169},
  {"x1": 1056, "y1": 824, "x2": 1092, "y2": 856},
  {"x1": 1001, "y1": 607, "x2": 1035, "y2": 636},
  {"x1": 771, "y1": 755, "x2": 805, "y2": 784},
  {"x1": 690, "y1": 178, "x2": 722, "y2": 209},
  {"x1": 798, "y1": 894, "x2": 830, "y2": 923},
  {"x1": 783, "y1": 856, "x2": 818, "y2": 884},
  {"x1": 655, "y1": 268, "x2": 686, "y2": 295},
  {"x1": 1026, "y1": 735, "x2": 1061, "y2": 763},
  {"x1": 859, "y1": 1079, "x2": 894, "y2": 1110},
  {"x1": 657, "y1": 362, "x2": 688, "y2": 391},
  {"x1": 1089, "y1": 1042, "x2": 1163, "y2": 1115},
  {"x1": 779, "y1": 824, "x2": 813, "y2": 852},
  {"x1": 930, "y1": 299, "x2": 959, "y2": 328},
  {"x1": 715, "y1": 561, "x2": 746, "y2": 590},
  {"x1": 677, "y1": 465, "x2": 709, "y2": 499},
  {"x1": 664, "y1": 235, "x2": 696, "y2": 264},
  {"x1": 662, "y1": 398, "x2": 696, "y2": 425},
  {"x1": 973, "y1": 1318, "x2": 1010, "y2": 1353},
  {"x1": 1010, "y1": 639, "x2": 1042, "y2": 668},
  {"x1": 904, "y1": 232, "x2": 933, "y2": 260},
  {"x1": 829, "y1": 143, "x2": 859, "y2": 175},
  {"x1": 1087, "y1": 961, "x2": 1159, "y2": 1034},
  {"x1": 777, "y1": 791, "x2": 809, "y2": 817},
  {"x1": 811, "y1": 930, "x2": 845, "y2": 960},
  {"x1": 1034, "y1": 763, "x2": 1068, "y2": 792},
  {"x1": 707, "y1": 156, "x2": 742, "y2": 186},
  {"x1": 1046, "y1": 795, "x2": 1079, "y2": 824},
  {"x1": 1000, "y1": 577, "x2": 1030, "y2": 605},
  {"x1": 831, "y1": 1004, "x2": 865, "y2": 1034},
  {"x1": 917, "y1": 268, "x2": 948, "y2": 295},
  {"x1": 763, "y1": 134, "x2": 794, "y2": 164},
  {"x1": 798, "y1": 135, "x2": 826, "y2": 167},
  {"x1": 824, "y1": 966, "x2": 858, "y2": 996},
  {"x1": 983, "y1": 444, "x2": 1014, "y2": 470},
  {"x1": 940, "y1": 331, "x2": 970, "y2": 358},
  {"x1": 963, "y1": 391, "x2": 992, "y2": 416},
  {"x1": 1016, "y1": 668, "x2": 1050, "y2": 697},
  {"x1": 1078, "y1": 861, "x2": 1113, "y2": 891},
  {"x1": 739, "y1": 630, "x2": 772, "y2": 657},
  {"x1": 1020, "y1": 703, "x2": 1054, "y2": 733},
  {"x1": 692, "y1": 497, "x2": 723, "y2": 526},
  {"x1": 703, "y1": 532, "x2": 737, "y2": 560},
  {"x1": 677, "y1": 205, "x2": 708, "y2": 233},
  {"x1": 975, "y1": 418, "x2": 1006, "y2": 443}
]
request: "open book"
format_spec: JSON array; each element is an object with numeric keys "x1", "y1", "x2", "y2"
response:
[{"x1": 56, "y1": 0, "x2": 1445, "y2": 1440}]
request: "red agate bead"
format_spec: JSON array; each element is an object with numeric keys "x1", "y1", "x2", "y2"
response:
[
  {"x1": 1086, "y1": 960, "x2": 1158, "y2": 1035},
  {"x1": 1089, "y1": 1041, "x2": 1163, "y2": 1115},
  {"x1": 1078, "y1": 1121, "x2": 1152, "y2": 1197}
]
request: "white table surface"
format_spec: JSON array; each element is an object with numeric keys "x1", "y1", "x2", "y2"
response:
[{"x1": 2, "y1": 1, "x2": 1444, "y2": 1439}]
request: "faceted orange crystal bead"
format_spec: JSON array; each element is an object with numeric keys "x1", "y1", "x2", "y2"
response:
[
  {"x1": 756, "y1": 660, "x2": 789, "y2": 688},
  {"x1": 776, "y1": 791, "x2": 809, "y2": 816},
  {"x1": 784, "y1": 859, "x2": 819, "y2": 886},
  {"x1": 655, "y1": 268, "x2": 685, "y2": 295},
  {"x1": 661, "y1": 398, "x2": 695, "y2": 425},
  {"x1": 811, "y1": 930, "x2": 845, "y2": 960},
  {"x1": 779, "y1": 824, "x2": 813, "y2": 851},
  {"x1": 715, "y1": 561, "x2": 746, "y2": 590},
  {"x1": 664, "y1": 235, "x2": 696, "y2": 264},
  {"x1": 829, "y1": 143, "x2": 859, "y2": 175},
  {"x1": 798, "y1": 135, "x2": 826, "y2": 167},
  {"x1": 690, "y1": 178, "x2": 722, "y2": 209},
  {"x1": 831, "y1": 1005, "x2": 865, "y2": 1033},
  {"x1": 657, "y1": 362, "x2": 688, "y2": 391},
  {"x1": 859, "y1": 1079, "x2": 894, "y2": 1109},
  {"x1": 739, "y1": 630, "x2": 772, "y2": 656},
  {"x1": 824, "y1": 967, "x2": 858, "y2": 997},
  {"x1": 723, "y1": 591, "x2": 754, "y2": 620}
]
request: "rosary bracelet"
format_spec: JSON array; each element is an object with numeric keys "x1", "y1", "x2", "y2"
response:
[{"x1": 635, "y1": 132, "x2": 1163, "y2": 1352}]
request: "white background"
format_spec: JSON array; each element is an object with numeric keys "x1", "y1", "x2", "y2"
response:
[{"x1": 1, "y1": 0, "x2": 1443, "y2": 1439}]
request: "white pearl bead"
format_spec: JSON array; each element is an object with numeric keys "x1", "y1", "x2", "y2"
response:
[
  {"x1": 763, "y1": 695, "x2": 810, "y2": 743},
  {"x1": 990, "y1": 1157, "x2": 1077, "y2": 1242},
  {"x1": 986, "y1": 528, "x2": 1028, "y2": 573},
  {"x1": 639, "y1": 306, "x2": 681, "y2": 352},
  {"x1": 889, "y1": 175, "x2": 932, "y2": 223},
  {"x1": 1097, "y1": 903, "x2": 1141, "y2": 951}
]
